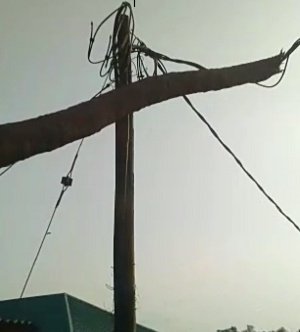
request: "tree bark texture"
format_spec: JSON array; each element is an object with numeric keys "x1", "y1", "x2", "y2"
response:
[{"x1": 0, "y1": 54, "x2": 282, "y2": 167}]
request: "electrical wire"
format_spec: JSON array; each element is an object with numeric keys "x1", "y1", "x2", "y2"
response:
[
  {"x1": 133, "y1": 37, "x2": 300, "y2": 89},
  {"x1": 88, "y1": 1, "x2": 134, "y2": 86},
  {"x1": 256, "y1": 56, "x2": 289, "y2": 88},
  {"x1": 3, "y1": 3, "x2": 133, "y2": 184},
  {"x1": 90, "y1": 4, "x2": 138, "y2": 318},
  {"x1": 19, "y1": 2, "x2": 131, "y2": 298},
  {"x1": 0, "y1": 164, "x2": 14, "y2": 177},
  {"x1": 131, "y1": 36, "x2": 207, "y2": 71},
  {"x1": 282, "y1": 38, "x2": 300, "y2": 60},
  {"x1": 2, "y1": 6, "x2": 131, "y2": 183},
  {"x1": 19, "y1": 88, "x2": 111, "y2": 298},
  {"x1": 19, "y1": 139, "x2": 84, "y2": 298},
  {"x1": 134, "y1": 39, "x2": 300, "y2": 234},
  {"x1": 183, "y1": 94, "x2": 300, "y2": 233},
  {"x1": 19, "y1": 6, "x2": 300, "y2": 297},
  {"x1": 255, "y1": 38, "x2": 300, "y2": 88},
  {"x1": 89, "y1": 1, "x2": 137, "y2": 233}
]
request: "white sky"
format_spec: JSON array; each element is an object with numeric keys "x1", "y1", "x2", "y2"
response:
[{"x1": 1, "y1": 1, "x2": 300, "y2": 331}]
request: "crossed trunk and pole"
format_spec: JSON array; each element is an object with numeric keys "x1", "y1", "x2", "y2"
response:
[{"x1": 0, "y1": 11, "x2": 286, "y2": 332}]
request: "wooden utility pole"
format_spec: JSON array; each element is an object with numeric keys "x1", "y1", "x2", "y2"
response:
[{"x1": 113, "y1": 14, "x2": 136, "y2": 332}]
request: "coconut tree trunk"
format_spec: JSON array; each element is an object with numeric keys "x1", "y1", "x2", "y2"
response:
[{"x1": 0, "y1": 54, "x2": 282, "y2": 168}]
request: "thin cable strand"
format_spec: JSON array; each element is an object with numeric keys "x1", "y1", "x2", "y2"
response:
[
  {"x1": 0, "y1": 164, "x2": 14, "y2": 177},
  {"x1": 19, "y1": 2, "x2": 134, "y2": 298},
  {"x1": 183, "y1": 94, "x2": 300, "y2": 233},
  {"x1": 19, "y1": 139, "x2": 84, "y2": 298},
  {"x1": 146, "y1": 47, "x2": 300, "y2": 234},
  {"x1": 19, "y1": 188, "x2": 66, "y2": 298},
  {"x1": 18, "y1": 9, "x2": 300, "y2": 297}
]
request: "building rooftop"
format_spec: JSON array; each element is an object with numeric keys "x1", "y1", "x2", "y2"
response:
[{"x1": 0, "y1": 293, "x2": 156, "y2": 332}]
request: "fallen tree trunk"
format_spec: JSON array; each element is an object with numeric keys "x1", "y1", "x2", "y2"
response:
[{"x1": 0, "y1": 54, "x2": 282, "y2": 167}]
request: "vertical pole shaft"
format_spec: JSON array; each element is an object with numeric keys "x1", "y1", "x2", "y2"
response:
[{"x1": 113, "y1": 14, "x2": 135, "y2": 332}]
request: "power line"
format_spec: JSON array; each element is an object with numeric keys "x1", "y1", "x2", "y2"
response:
[
  {"x1": 183, "y1": 94, "x2": 300, "y2": 233},
  {"x1": 19, "y1": 1, "x2": 134, "y2": 299},
  {"x1": 18, "y1": 3, "x2": 128, "y2": 298},
  {"x1": 19, "y1": 86, "x2": 112, "y2": 298},
  {"x1": 134, "y1": 40, "x2": 300, "y2": 234},
  {"x1": 20, "y1": 139, "x2": 83, "y2": 298},
  {"x1": 1, "y1": 6, "x2": 131, "y2": 183},
  {"x1": 133, "y1": 37, "x2": 300, "y2": 89},
  {"x1": 256, "y1": 55, "x2": 289, "y2": 88},
  {"x1": 2, "y1": 6, "x2": 132, "y2": 182},
  {"x1": 0, "y1": 164, "x2": 14, "y2": 177},
  {"x1": 18, "y1": 5, "x2": 300, "y2": 297}
]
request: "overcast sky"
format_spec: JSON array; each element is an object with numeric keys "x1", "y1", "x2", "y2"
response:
[{"x1": 1, "y1": 1, "x2": 300, "y2": 331}]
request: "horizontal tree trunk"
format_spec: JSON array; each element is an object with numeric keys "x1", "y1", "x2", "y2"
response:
[{"x1": 0, "y1": 54, "x2": 282, "y2": 167}]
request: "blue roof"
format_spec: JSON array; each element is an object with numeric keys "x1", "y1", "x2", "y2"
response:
[
  {"x1": 0, "y1": 294, "x2": 70, "y2": 332},
  {"x1": 0, "y1": 293, "x2": 157, "y2": 332}
]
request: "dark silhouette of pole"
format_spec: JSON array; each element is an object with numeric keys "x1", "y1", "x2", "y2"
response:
[{"x1": 113, "y1": 13, "x2": 136, "y2": 332}]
